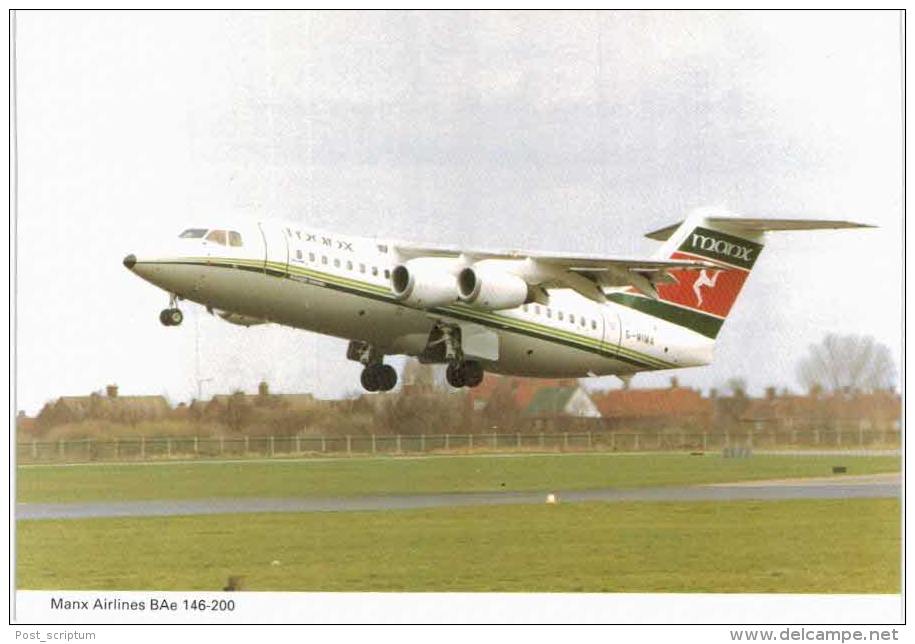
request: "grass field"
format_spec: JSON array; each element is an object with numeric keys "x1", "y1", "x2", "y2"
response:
[
  {"x1": 16, "y1": 453, "x2": 900, "y2": 504},
  {"x1": 16, "y1": 498, "x2": 900, "y2": 592}
]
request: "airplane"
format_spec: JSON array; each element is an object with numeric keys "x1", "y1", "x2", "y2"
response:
[{"x1": 122, "y1": 209, "x2": 870, "y2": 392}]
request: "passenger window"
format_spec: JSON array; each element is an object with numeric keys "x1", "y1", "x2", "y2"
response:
[
  {"x1": 569, "y1": 314, "x2": 575, "y2": 324},
  {"x1": 321, "y1": 256, "x2": 328, "y2": 265},
  {"x1": 309, "y1": 252, "x2": 315, "y2": 262},
  {"x1": 359, "y1": 263, "x2": 366, "y2": 273},
  {"x1": 372, "y1": 267, "x2": 378, "y2": 276},
  {"x1": 205, "y1": 230, "x2": 227, "y2": 245},
  {"x1": 558, "y1": 311, "x2": 564, "y2": 321},
  {"x1": 346, "y1": 260, "x2": 353, "y2": 271},
  {"x1": 334, "y1": 258, "x2": 340, "y2": 268},
  {"x1": 534, "y1": 305, "x2": 540, "y2": 315},
  {"x1": 228, "y1": 231, "x2": 243, "y2": 247},
  {"x1": 522, "y1": 305, "x2": 528, "y2": 312},
  {"x1": 179, "y1": 228, "x2": 207, "y2": 239},
  {"x1": 591, "y1": 320, "x2": 597, "y2": 330},
  {"x1": 546, "y1": 308, "x2": 552, "y2": 319},
  {"x1": 384, "y1": 269, "x2": 390, "y2": 279},
  {"x1": 580, "y1": 317, "x2": 586, "y2": 328},
  {"x1": 295, "y1": 250, "x2": 303, "y2": 260}
]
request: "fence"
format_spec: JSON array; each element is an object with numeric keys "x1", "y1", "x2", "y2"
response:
[{"x1": 15, "y1": 427, "x2": 902, "y2": 464}]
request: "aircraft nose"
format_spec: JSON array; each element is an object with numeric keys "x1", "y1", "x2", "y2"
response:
[{"x1": 123, "y1": 254, "x2": 137, "y2": 270}]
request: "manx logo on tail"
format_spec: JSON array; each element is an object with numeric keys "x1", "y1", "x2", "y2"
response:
[
  {"x1": 653, "y1": 223, "x2": 764, "y2": 330},
  {"x1": 608, "y1": 213, "x2": 868, "y2": 341},
  {"x1": 679, "y1": 226, "x2": 763, "y2": 270},
  {"x1": 609, "y1": 220, "x2": 766, "y2": 339},
  {"x1": 657, "y1": 256, "x2": 749, "y2": 319}
]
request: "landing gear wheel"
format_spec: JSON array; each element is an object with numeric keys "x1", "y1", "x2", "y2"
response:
[
  {"x1": 360, "y1": 366, "x2": 381, "y2": 392},
  {"x1": 446, "y1": 363, "x2": 466, "y2": 388},
  {"x1": 362, "y1": 364, "x2": 398, "y2": 392},
  {"x1": 378, "y1": 364, "x2": 398, "y2": 392},
  {"x1": 463, "y1": 361, "x2": 484, "y2": 388},
  {"x1": 159, "y1": 308, "x2": 183, "y2": 326},
  {"x1": 445, "y1": 361, "x2": 484, "y2": 388},
  {"x1": 168, "y1": 308, "x2": 184, "y2": 326}
]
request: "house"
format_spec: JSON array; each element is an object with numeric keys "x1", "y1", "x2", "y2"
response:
[
  {"x1": 738, "y1": 388, "x2": 818, "y2": 429},
  {"x1": 834, "y1": 390, "x2": 901, "y2": 430},
  {"x1": 272, "y1": 393, "x2": 318, "y2": 412},
  {"x1": 464, "y1": 374, "x2": 602, "y2": 432},
  {"x1": 16, "y1": 411, "x2": 36, "y2": 436},
  {"x1": 524, "y1": 387, "x2": 601, "y2": 419},
  {"x1": 191, "y1": 382, "x2": 330, "y2": 433},
  {"x1": 740, "y1": 387, "x2": 901, "y2": 432},
  {"x1": 36, "y1": 385, "x2": 171, "y2": 429},
  {"x1": 591, "y1": 378, "x2": 712, "y2": 429},
  {"x1": 522, "y1": 386, "x2": 603, "y2": 432},
  {"x1": 466, "y1": 374, "x2": 582, "y2": 413}
]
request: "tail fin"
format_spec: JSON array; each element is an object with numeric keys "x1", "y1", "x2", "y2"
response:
[{"x1": 638, "y1": 210, "x2": 872, "y2": 339}]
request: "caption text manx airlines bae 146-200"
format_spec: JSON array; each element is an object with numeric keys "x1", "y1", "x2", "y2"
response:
[{"x1": 123, "y1": 209, "x2": 870, "y2": 392}]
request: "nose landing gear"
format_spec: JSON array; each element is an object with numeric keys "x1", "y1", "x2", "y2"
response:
[
  {"x1": 159, "y1": 294, "x2": 184, "y2": 327},
  {"x1": 159, "y1": 308, "x2": 184, "y2": 326}
]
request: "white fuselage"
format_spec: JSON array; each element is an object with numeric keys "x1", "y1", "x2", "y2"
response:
[{"x1": 127, "y1": 219, "x2": 714, "y2": 378}]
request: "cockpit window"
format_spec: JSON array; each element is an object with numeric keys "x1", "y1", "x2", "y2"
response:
[
  {"x1": 183, "y1": 228, "x2": 242, "y2": 246},
  {"x1": 205, "y1": 230, "x2": 228, "y2": 245}
]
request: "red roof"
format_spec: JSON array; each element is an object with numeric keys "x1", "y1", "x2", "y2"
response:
[
  {"x1": 467, "y1": 374, "x2": 580, "y2": 410},
  {"x1": 742, "y1": 391, "x2": 900, "y2": 422},
  {"x1": 592, "y1": 387, "x2": 711, "y2": 419},
  {"x1": 741, "y1": 395, "x2": 818, "y2": 421}
]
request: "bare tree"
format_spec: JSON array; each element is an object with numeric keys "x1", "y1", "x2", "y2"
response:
[
  {"x1": 221, "y1": 391, "x2": 253, "y2": 433},
  {"x1": 401, "y1": 359, "x2": 439, "y2": 388},
  {"x1": 716, "y1": 376, "x2": 749, "y2": 425},
  {"x1": 725, "y1": 377, "x2": 747, "y2": 397},
  {"x1": 797, "y1": 334, "x2": 896, "y2": 394},
  {"x1": 482, "y1": 380, "x2": 522, "y2": 432}
]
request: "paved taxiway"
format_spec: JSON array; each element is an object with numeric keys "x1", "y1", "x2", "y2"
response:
[{"x1": 16, "y1": 473, "x2": 900, "y2": 520}]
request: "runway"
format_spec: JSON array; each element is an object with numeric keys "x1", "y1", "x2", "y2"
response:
[{"x1": 16, "y1": 473, "x2": 900, "y2": 521}]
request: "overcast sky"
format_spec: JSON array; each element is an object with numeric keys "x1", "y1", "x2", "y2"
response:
[{"x1": 14, "y1": 10, "x2": 903, "y2": 414}]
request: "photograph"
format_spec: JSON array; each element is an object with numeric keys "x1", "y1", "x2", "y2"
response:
[{"x1": 10, "y1": 8, "x2": 903, "y2": 630}]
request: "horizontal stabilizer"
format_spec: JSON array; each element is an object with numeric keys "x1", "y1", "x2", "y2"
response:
[
  {"x1": 646, "y1": 218, "x2": 874, "y2": 241},
  {"x1": 636, "y1": 211, "x2": 874, "y2": 339}
]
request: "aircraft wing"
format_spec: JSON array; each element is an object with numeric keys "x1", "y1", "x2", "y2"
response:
[{"x1": 393, "y1": 243, "x2": 714, "y2": 301}]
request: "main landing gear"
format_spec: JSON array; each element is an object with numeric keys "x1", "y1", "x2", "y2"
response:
[
  {"x1": 347, "y1": 340, "x2": 398, "y2": 393},
  {"x1": 346, "y1": 324, "x2": 486, "y2": 392},
  {"x1": 360, "y1": 363, "x2": 398, "y2": 393},
  {"x1": 436, "y1": 323, "x2": 484, "y2": 389},
  {"x1": 445, "y1": 360, "x2": 484, "y2": 388},
  {"x1": 159, "y1": 294, "x2": 183, "y2": 326}
]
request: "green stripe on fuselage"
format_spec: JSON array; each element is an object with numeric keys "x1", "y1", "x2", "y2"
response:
[
  {"x1": 266, "y1": 260, "x2": 676, "y2": 370},
  {"x1": 606, "y1": 293, "x2": 723, "y2": 339},
  {"x1": 146, "y1": 257, "x2": 677, "y2": 370}
]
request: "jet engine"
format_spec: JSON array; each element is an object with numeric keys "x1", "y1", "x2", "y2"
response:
[
  {"x1": 390, "y1": 259, "x2": 460, "y2": 309},
  {"x1": 457, "y1": 266, "x2": 532, "y2": 310}
]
